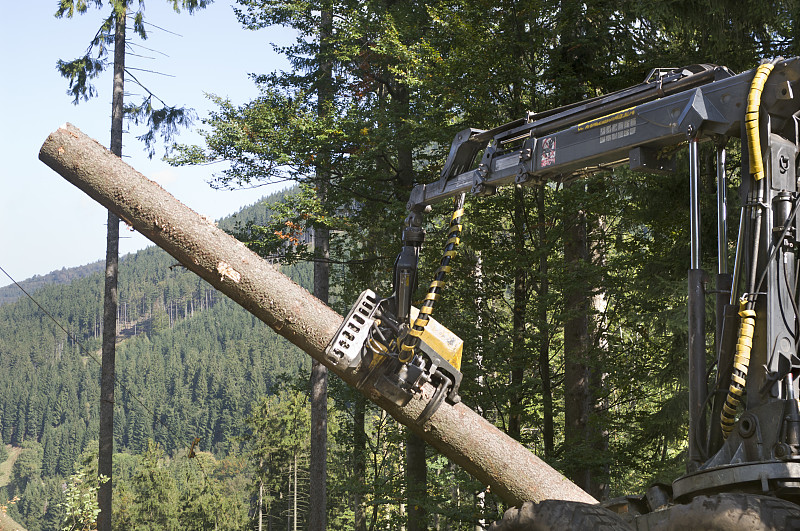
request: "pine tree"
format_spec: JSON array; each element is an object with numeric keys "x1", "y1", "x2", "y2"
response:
[
  {"x1": 41, "y1": 429, "x2": 58, "y2": 477},
  {"x1": 245, "y1": 390, "x2": 312, "y2": 530}
]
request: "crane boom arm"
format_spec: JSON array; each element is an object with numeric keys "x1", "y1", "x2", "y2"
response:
[{"x1": 408, "y1": 59, "x2": 800, "y2": 212}]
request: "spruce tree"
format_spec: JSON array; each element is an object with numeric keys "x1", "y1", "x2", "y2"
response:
[
  {"x1": 131, "y1": 441, "x2": 179, "y2": 530},
  {"x1": 55, "y1": 2, "x2": 209, "y2": 527}
]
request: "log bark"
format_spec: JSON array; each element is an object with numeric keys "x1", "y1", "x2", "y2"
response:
[{"x1": 39, "y1": 123, "x2": 596, "y2": 507}]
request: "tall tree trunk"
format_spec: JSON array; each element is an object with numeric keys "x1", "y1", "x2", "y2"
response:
[
  {"x1": 588, "y1": 204, "x2": 609, "y2": 500},
  {"x1": 391, "y1": 63, "x2": 427, "y2": 528},
  {"x1": 97, "y1": 6, "x2": 124, "y2": 530},
  {"x1": 309, "y1": 4, "x2": 333, "y2": 529},
  {"x1": 406, "y1": 430, "x2": 427, "y2": 531},
  {"x1": 395, "y1": 84, "x2": 414, "y2": 189},
  {"x1": 258, "y1": 472, "x2": 264, "y2": 531},
  {"x1": 40, "y1": 124, "x2": 599, "y2": 507},
  {"x1": 563, "y1": 182, "x2": 591, "y2": 492},
  {"x1": 536, "y1": 185, "x2": 554, "y2": 458},
  {"x1": 563, "y1": 183, "x2": 607, "y2": 499},
  {"x1": 353, "y1": 395, "x2": 367, "y2": 531},
  {"x1": 508, "y1": 186, "x2": 527, "y2": 440},
  {"x1": 293, "y1": 450, "x2": 298, "y2": 531},
  {"x1": 555, "y1": 1, "x2": 605, "y2": 496}
]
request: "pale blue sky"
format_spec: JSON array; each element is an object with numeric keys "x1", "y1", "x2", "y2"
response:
[{"x1": 0, "y1": 1, "x2": 295, "y2": 285}]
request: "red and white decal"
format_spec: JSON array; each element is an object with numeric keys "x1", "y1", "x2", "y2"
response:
[{"x1": 540, "y1": 137, "x2": 556, "y2": 168}]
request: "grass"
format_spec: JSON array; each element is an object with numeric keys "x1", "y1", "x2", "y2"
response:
[
  {"x1": 0, "y1": 446, "x2": 21, "y2": 488},
  {"x1": 0, "y1": 446, "x2": 27, "y2": 531}
]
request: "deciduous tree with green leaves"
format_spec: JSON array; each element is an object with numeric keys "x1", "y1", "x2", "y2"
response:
[{"x1": 60, "y1": 453, "x2": 108, "y2": 531}]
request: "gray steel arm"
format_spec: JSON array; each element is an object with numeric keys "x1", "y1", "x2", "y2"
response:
[{"x1": 407, "y1": 58, "x2": 800, "y2": 212}]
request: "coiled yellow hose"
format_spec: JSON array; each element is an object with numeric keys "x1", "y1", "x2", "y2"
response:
[
  {"x1": 719, "y1": 60, "x2": 775, "y2": 438},
  {"x1": 399, "y1": 194, "x2": 465, "y2": 363},
  {"x1": 721, "y1": 300, "x2": 756, "y2": 439},
  {"x1": 745, "y1": 62, "x2": 775, "y2": 181}
]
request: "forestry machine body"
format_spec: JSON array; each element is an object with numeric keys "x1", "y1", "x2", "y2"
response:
[{"x1": 327, "y1": 57, "x2": 800, "y2": 520}]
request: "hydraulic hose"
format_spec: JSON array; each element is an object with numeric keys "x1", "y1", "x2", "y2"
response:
[
  {"x1": 745, "y1": 61, "x2": 776, "y2": 181},
  {"x1": 721, "y1": 300, "x2": 756, "y2": 438},
  {"x1": 719, "y1": 59, "x2": 776, "y2": 438},
  {"x1": 399, "y1": 193, "x2": 466, "y2": 363}
]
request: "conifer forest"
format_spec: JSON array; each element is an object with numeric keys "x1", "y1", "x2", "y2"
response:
[{"x1": 4, "y1": 1, "x2": 800, "y2": 530}]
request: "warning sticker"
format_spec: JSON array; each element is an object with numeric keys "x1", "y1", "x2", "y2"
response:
[
  {"x1": 599, "y1": 117, "x2": 637, "y2": 144},
  {"x1": 540, "y1": 137, "x2": 556, "y2": 168}
]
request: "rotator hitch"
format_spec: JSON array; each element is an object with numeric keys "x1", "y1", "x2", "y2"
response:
[{"x1": 325, "y1": 198, "x2": 466, "y2": 424}]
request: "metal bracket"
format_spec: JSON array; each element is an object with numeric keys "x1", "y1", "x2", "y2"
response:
[{"x1": 324, "y1": 290, "x2": 379, "y2": 370}]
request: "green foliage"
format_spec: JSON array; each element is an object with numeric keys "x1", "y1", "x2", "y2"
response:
[
  {"x1": 55, "y1": 0, "x2": 211, "y2": 156},
  {"x1": 13, "y1": 2, "x2": 800, "y2": 527},
  {"x1": 245, "y1": 388, "x2": 312, "y2": 529},
  {"x1": 0, "y1": 193, "x2": 314, "y2": 529},
  {"x1": 12, "y1": 442, "x2": 43, "y2": 490},
  {"x1": 185, "y1": 0, "x2": 800, "y2": 517},
  {"x1": 0, "y1": 261, "x2": 104, "y2": 307},
  {"x1": 107, "y1": 445, "x2": 250, "y2": 530},
  {"x1": 55, "y1": 0, "x2": 104, "y2": 19},
  {"x1": 172, "y1": 453, "x2": 248, "y2": 530},
  {"x1": 230, "y1": 183, "x2": 331, "y2": 264},
  {"x1": 168, "y1": 91, "x2": 309, "y2": 185},
  {"x1": 129, "y1": 441, "x2": 179, "y2": 530},
  {"x1": 2, "y1": 442, "x2": 64, "y2": 531},
  {"x1": 61, "y1": 454, "x2": 108, "y2": 531},
  {"x1": 125, "y1": 97, "x2": 197, "y2": 158},
  {"x1": 56, "y1": 53, "x2": 107, "y2": 104}
]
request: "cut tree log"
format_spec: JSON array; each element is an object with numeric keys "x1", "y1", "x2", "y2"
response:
[{"x1": 39, "y1": 123, "x2": 597, "y2": 507}]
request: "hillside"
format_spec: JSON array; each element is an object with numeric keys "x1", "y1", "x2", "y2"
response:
[
  {"x1": 0, "y1": 188, "x2": 313, "y2": 529},
  {"x1": 0, "y1": 185, "x2": 296, "y2": 308},
  {"x1": 0, "y1": 446, "x2": 26, "y2": 531},
  {"x1": 0, "y1": 262, "x2": 104, "y2": 308}
]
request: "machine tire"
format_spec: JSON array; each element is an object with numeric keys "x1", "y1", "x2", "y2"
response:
[
  {"x1": 649, "y1": 493, "x2": 800, "y2": 531},
  {"x1": 488, "y1": 500, "x2": 633, "y2": 531}
]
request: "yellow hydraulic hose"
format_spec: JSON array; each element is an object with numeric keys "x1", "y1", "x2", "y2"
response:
[
  {"x1": 719, "y1": 60, "x2": 775, "y2": 438},
  {"x1": 745, "y1": 61, "x2": 775, "y2": 181},
  {"x1": 399, "y1": 194, "x2": 465, "y2": 363},
  {"x1": 721, "y1": 301, "x2": 756, "y2": 439}
]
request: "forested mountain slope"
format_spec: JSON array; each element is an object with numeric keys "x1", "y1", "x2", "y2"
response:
[
  {"x1": 0, "y1": 187, "x2": 309, "y2": 482},
  {"x1": 0, "y1": 261, "x2": 104, "y2": 307}
]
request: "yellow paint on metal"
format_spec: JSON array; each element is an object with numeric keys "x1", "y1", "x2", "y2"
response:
[
  {"x1": 745, "y1": 62, "x2": 775, "y2": 180},
  {"x1": 721, "y1": 300, "x2": 756, "y2": 438},
  {"x1": 576, "y1": 107, "x2": 637, "y2": 132},
  {"x1": 409, "y1": 306, "x2": 463, "y2": 371}
]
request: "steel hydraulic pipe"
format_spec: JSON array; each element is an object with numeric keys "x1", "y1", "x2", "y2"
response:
[
  {"x1": 716, "y1": 147, "x2": 728, "y2": 275},
  {"x1": 713, "y1": 146, "x2": 733, "y2": 428},
  {"x1": 730, "y1": 211, "x2": 746, "y2": 306},
  {"x1": 39, "y1": 123, "x2": 596, "y2": 507},
  {"x1": 715, "y1": 146, "x2": 732, "y2": 357},
  {"x1": 689, "y1": 139, "x2": 702, "y2": 269},
  {"x1": 710, "y1": 146, "x2": 733, "y2": 453},
  {"x1": 687, "y1": 138, "x2": 708, "y2": 471}
]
